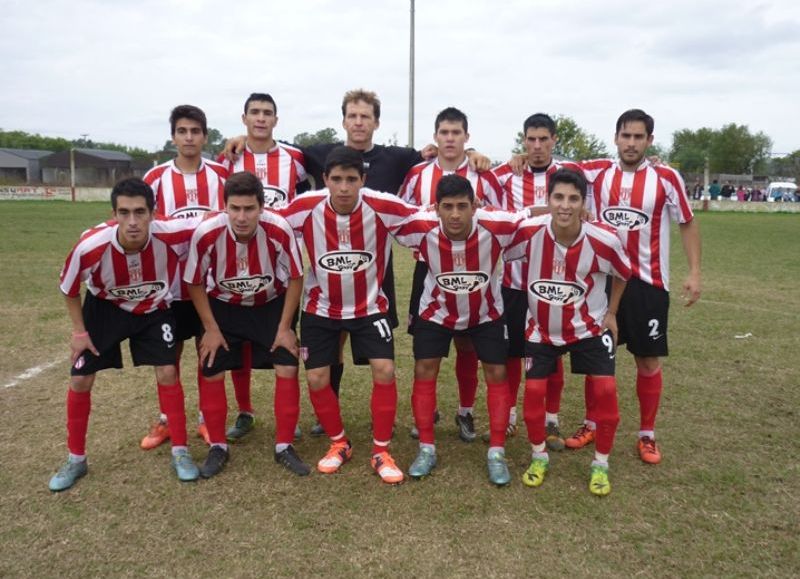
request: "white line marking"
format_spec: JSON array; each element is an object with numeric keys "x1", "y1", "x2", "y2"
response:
[{"x1": 3, "y1": 357, "x2": 65, "y2": 389}]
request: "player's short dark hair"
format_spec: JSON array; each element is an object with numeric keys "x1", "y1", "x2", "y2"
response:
[
  {"x1": 523, "y1": 113, "x2": 556, "y2": 136},
  {"x1": 111, "y1": 178, "x2": 155, "y2": 211},
  {"x1": 435, "y1": 107, "x2": 468, "y2": 133},
  {"x1": 341, "y1": 89, "x2": 380, "y2": 120},
  {"x1": 224, "y1": 171, "x2": 265, "y2": 205},
  {"x1": 616, "y1": 109, "x2": 654, "y2": 136},
  {"x1": 244, "y1": 93, "x2": 277, "y2": 115},
  {"x1": 547, "y1": 168, "x2": 587, "y2": 200},
  {"x1": 323, "y1": 146, "x2": 365, "y2": 177},
  {"x1": 169, "y1": 105, "x2": 208, "y2": 136},
  {"x1": 435, "y1": 174, "x2": 474, "y2": 203}
]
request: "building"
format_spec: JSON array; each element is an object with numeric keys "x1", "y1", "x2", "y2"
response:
[
  {"x1": 0, "y1": 148, "x2": 53, "y2": 183},
  {"x1": 40, "y1": 148, "x2": 151, "y2": 186}
]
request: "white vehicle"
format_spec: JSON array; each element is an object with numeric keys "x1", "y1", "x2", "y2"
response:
[{"x1": 766, "y1": 181, "x2": 797, "y2": 202}]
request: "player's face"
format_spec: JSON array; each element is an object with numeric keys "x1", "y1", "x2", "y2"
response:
[
  {"x1": 242, "y1": 100, "x2": 278, "y2": 142},
  {"x1": 614, "y1": 121, "x2": 653, "y2": 169},
  {"x1": 548, "y1": 182, "x2": 584, "y2": 231},
  {"x1": 113, "y1": 195, "x2": 154, "y2": 251},
  {"x1": 172, "y1": 118, "x2": 207, "y2": 160},
  {"x1": 343, "y1": 100, "x2": 379, "y2": 150},
  {"x1": 324, "y1": 166, "x2": 365, "y2": 215},
  {"x1": 525, "y1": 127, "x2": 556, "y2": 167},
  {"x1": 434, "y1": 120, "x2": 469, "y2": 164},
  {"x1": 436, "y1": 193, "x2": 476, "y2": 241},
  {"x1": 226, "y1": 194, "x2": 263, "y2": 241}
]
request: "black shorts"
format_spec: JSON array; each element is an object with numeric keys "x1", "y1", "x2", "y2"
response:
[
  {"x1": 617, "y1": 276, "x2": 669, "y2": 357},
  {"x1": 171, "y1": 299, "x2": 203, "y2": 342},
  {"x1": 383, "y1": 251, "x2": 399, "y2": 329},
  {"x1": 71, "y1": 293, "x2": 177, "y2": 376},
  {"x1": 406, "y1": 260, "x2": 428, "y2": 335},
  {"x1": 202, "y1": 295, "x2": 298, "y2": 376},
  {"x1": 502, "y1": 286, "x2": 528, "y2": 358},
  {"x1": 524, "y1": 332, "x2": 616, "y2": 379},
  {"x1": 413, "y1": 318, "x2": 509, "y2": 365},
  {"x1": 300, "y1": 312, "x2": 394, "y2": 370}
]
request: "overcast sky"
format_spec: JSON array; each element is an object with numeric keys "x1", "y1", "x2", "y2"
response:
[{"x1": 1, "y1": 0, "x2": 798, "y2": 161}]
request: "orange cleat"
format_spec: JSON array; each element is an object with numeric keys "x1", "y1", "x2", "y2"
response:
[
  {"x1": 371, "y1": 451, "x2": 404, "y2": 484},
  {"x1": 317, "y1": 439, "x2": 352, "y2": 474},
  {"x1": 197, "y1": 422, "x2": 211, "y2": 446},
  {"x1": 140, "y1": 421, "x2": 170, "y2": 450},
  {"x1": 564, "y1": 424, "x2": 595, "y2": 449},
  {"x1": 637, "y1": 436, "x2": 662, "y2": 464}
]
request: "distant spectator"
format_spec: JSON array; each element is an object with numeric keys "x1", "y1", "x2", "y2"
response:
[
  {"x1": 720, "y1": 180, "x2": 734, "y2": 199},
  {"x1": 709, "y1": 179, "x2": 721, "y2": 200},
  {"x1": 751, "y1": 188, "x2": 762, "y2": 202},
  {"x1": 736, "y1": 185, "x2": 745, "y2": 202},
  {"x1": 692, "y1": 179, "x2": 703, "y2": 200}
]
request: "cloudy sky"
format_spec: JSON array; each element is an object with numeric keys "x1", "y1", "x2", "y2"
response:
[{"x1": 2, "y1": 0, "x2": 798, "y2": 161}]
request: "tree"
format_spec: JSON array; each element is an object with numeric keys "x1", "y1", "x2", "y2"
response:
[
  {"x1": 512, "y1": 115, "x2": 609, "y2": 160},
  {"x1": 204, "y1": 127, "x2": 225, "y2": 156},
  {"x1": 669, "y1": 124, "x2": 772, "y2": 175},
  {"x1": 769, "y1": 150, "x2": 800, "y2": 183},
  {"x1": 292, "y1": 128, "x2": 340, "y2": 148}
]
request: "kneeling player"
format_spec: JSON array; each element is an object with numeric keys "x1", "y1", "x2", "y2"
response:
[
  {"x1": 49, "y1": 178, "x2": 199, "y2": 491},
  {"x1": 505, "y1": 169, "x2": 631, "y2": 495},
  {"x1": 185, "y1": 172, "x2": 307, "y2": 478}
]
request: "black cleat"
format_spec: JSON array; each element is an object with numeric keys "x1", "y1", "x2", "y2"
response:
[
  {"x1": 455, "y1": 412, "x2": 476, "y2": 442},
  {"x1": 275, "y1": 445, "x2": 311, "y2": 476},
  {"x1": 200, "y1": 446, "x2": 229, "y2": 479}
]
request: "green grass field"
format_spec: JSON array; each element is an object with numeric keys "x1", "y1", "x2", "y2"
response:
[{"x1": 0, "y1": 202, "x2": 798, "y2": 577}]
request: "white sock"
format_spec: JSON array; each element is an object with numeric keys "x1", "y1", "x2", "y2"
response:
[
  {"x1": 171, "y1": 445, "x2": 188, "y2": 456},
  {"x1": 531, "y1": 442, "x2": 547, "y2": 456},
  {"x1": 68, "y1": 453, "x2": 86, "y2": 463},
  {"x1": 210, "y1": 443, "x2": 229, "y2": 452},
  {"x1": 159, "y1": 413, "x2": 168, "y2": 423},
  {"x1": 638, "y1": 430, "x2": 655, "y2": 439},
  {"x1": 198, "y1": 412, "x2": 205, "y2": 425},
  {"x1": 509, "y1": 407, "x2": 517, "y2": 425},
  {"x1": 545, "y1": 412, "x2": 559, "y2": 426},
  {"x1": 420, "y1": 442, "x2": 436, "y2": 454},
  {"x1": 275, "y1": 443, "x2": 290, "y2": 453},
  {"x1": 593, "y1": 451, "x2": 609, "y2": 466},
  {"x1": 585, "y1": 419, "x2": 597, "y2": 431},
  {"x1": 458, "y1": 406, "x2": 473, "y2": 417},
  {"x1": 488, "y1": 446, "x2": 505, "y2": 458}
]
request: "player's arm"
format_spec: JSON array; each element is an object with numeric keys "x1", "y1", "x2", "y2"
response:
[
  {"x1": 602, "y1": 276, "x2": 627, "y2": 345},
  {"x1": 270, "y1": 276, "x2": 302, "y2": 356},
  {"x1": 64, "y1": 293, "x2": 99, "y2": 364},
  {"x1": 679, "y1": 218, "x2": 702, "y2": 307},
  {"x1": 187, "y1": 284, "x2": 228, "y2": 368}
]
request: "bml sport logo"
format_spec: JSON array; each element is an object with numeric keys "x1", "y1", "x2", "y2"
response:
[
  {"x1": 219, "y1": 275, "x2": 274, "y2": 295},
  {"x1": 108, "y1": 281, "x2": 167, "y2": 301},
  {"x1": 601, "y1": 206, "x2": 649, "y2": 230},
  {"x1": 529, "y1": 280, "x2": 585, "y2": 306},
  {"x1": 318, "y1": 251, "x2": 374, "y2": 273},
  {"x1": 435, "y1": 272, "x2": 490, "y2": 294},
  {"x1": 263, "y1": 186, "x2": 288, "y2": 209}
]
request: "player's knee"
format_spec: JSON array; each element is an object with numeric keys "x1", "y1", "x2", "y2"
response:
[
  {"x1": 371, "y1": 359, "x2": 395, "y2": 383},
  {"x1": 635, "y1": 356, "x2": 661, "y2": 375},
  {"x1": 155, "y1": 365, "x2": 178, "y2": 385},
  {"x1": 306, "y1": 368, "x2": 329, "y2": 391},
  {"x1": 414, "y1": 359, "x2": 439, "y2": 381},
  {"x1": 69, "y1": 374, "x2": 94, "y2": 392},
  {"x1": 274, "y1": 365, "x2": 298, "y2": 379},
  {"x1": 482, "y1": 363, "x2": 506, "y2": 385}
]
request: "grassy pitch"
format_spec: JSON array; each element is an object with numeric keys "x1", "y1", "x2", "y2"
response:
[{"x1": 0, "y1": 202, "x2": 797, "y2": 577}]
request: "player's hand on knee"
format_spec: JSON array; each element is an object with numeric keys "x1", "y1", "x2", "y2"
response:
[
  {"x1": 199, "y1": 328, "x2": 228, "y2": 368},
  {"x1": 271, "y1": 328, "x2": 299, "y2": 357},
  {"x1": 70, "y1": 332, "x2": 98, "y2": 364}
]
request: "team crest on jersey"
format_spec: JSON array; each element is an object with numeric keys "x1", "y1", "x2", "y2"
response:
[
  {"x1": 529, "y1": 280, "x2": 585, "y2": 306},
  {"x1": 129, "y1": 266, "x2": 143, "y2": 282},
  {"x1": 318, "y1": 251, "x2": 374, "y2": 273},
  {"x1": 172, "y1": 206, "x2": 210, "y2": 219},
  {"x1": 435, "y1": 271, "x2": 490, "y2": 294},
  {"x1": 601, "y1": 206, "x2": 649, "y2": 230},
  {"x1": 453, "y1": 252, "x2": 466, "y2": 267},
  {"x1": 619, "y1": 187, "x2": 632, "y2": 203},
  {"x1": 552, "y1": 259, "x2": 566, "y2": 275},
  {"x1": 219, "y1": 275, "x2": 273, "y2": 295},
  {"x1": 187, "y1": 188, "x2": 199, "y2": 203},
  {"x1": 338, "y1": 228, "x2": 350, "y2": 244},
  {"x1": 264, "y1": 186, "x2": 288, "y2": 208},
  {"x1": 237, "y1": 256, "x2": 249, "y2": 273},
  {"x1": 534, "y1": 186, "x2": 547, "y2": 204},
  {"x1": 109, "y1": 281, "x2": 167, "y2": 301}
]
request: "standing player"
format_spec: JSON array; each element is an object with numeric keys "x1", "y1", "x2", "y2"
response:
[
  {"x1": 139, "y1": 104, "x2": 228, "y2": 450},
  {"x1": 399, "y1": 107, "x2": 503, "y2": 443},
  {"x1": 280, "y1": 146, "x2": 420, "y2": 485},
  {"x1": 394, "y1": 174, "x2": 522, "y2": 486},
  {"x1": 585, "y1": 109, "x2": 701, "y2": 464},
  {"x1": 505, "y1": 169, "x2": 631, "y2": 495},
  {"x1": 49, "y1": 178, "x2": 200, "y2": 491},
  {"x1": 184, "y1": 172, "x2": 307, "y2": 478}
]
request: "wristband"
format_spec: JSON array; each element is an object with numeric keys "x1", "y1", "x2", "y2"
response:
[{"x1": 72, "y1": 331, "x2": 89, "y2": 338}]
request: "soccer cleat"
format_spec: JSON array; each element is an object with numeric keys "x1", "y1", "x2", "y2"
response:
[
  {"x1": 317, "y1": 440, "x2": 352, "y2": 474},
  {"x1": 171, "y1": 449, "x2": 200, "y2": 482},
  {"x1": 408, "y1": 447, "x2": 437, "y2": 479},
  {"x1": 565, "y1": 424, "x2": 595, "y2": 449},
  {"x1": 487, "y1": 450, "x2": 511, "y2": 486},
  {"x1": 310, "y1": 422, "x2": 325, "y2": 437},
  {"x1": 522, "y1": 457, "x2": 549, "y2": 488},
  {"x1": 199, "y1": 446, "x2": 229, "y2": 479},
  {"x1": 48, "y1": 460, "x2": 88, "y2": 492},
  {"x1": 140, "y1": 420, "x2": 170, "y2": 450},
  {"x1": 294, "y1": 424, "x2": 302, "y2": 441},
  {"x1": 589, "y1": 464, "x2": 611, "y2": 496},
  {"x1": 455, "y1": 412, "x2": 476, "y2": 443},
  {"x1": 371, "y1": 452, "x2": 404, "y2": 484},
  {"x1": 197, "y1": 423, "x2": 211, "y2": 446},
  {"x1": 410, "y1": 410, "x2": 440, "y2": 440},
  {"x1": 226, "y1": 413, "x2": 255, "y2": 441},
  {"x1": 481, "y1": 422, "x2": 518, "y2": 443},
  {"x1": 545, "y1": 422, "x2": 566, "y2": 451},
  {"x1": 275, "y1": 445, "x2": 311, "y2": 476},
  {"x1": 637, "y1": 436, "x2": 662, "y2": 464}
]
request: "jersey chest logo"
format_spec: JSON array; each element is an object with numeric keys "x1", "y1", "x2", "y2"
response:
[
  {"x1": 264, "y1": 186, "x2": 288, "y2": 209},
  {"x1": 601, "y1": 206, "x2": 649, "y2": 231},
  {"x1": 219, "y1": 274, "x2": 273, "y2": 295},
  {"x1": 530, "y1": 280, "x2": 585, "y2": 306},
  {"x1": 172, "y1": 206, "x2": 210, "y2": 219},
  {"x1": 109, "y1": 281, "x2": 167, "y2": 301},
  {"x1": 436, "y1": 271, "x2": 490, "y2": 294},
  {"x1": 318, "y1": 250, "x2": 374, "y2": 273}
]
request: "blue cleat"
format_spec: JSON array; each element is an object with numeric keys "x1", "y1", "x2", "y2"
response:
[
  {"x1": 408, "y1": 446, "x2": 437, "y2": 479},
  {"x1": 49, "y1": 459, "x2": 88, "y2": 492},
  {"x1": 487, "y1": 450, "x2": 511, "y2": 486},
  {"x1": 171, "y1": 449, "x2": 200, "y2": 482}
]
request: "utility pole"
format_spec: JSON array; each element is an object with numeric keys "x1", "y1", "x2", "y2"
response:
[{"x1": 408, "y1": 0, "x2": 415, "y2": 148}]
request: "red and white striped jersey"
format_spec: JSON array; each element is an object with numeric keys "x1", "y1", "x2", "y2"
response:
[
  {"x1": 219, "y1": 143, "x2": 307, "y2": 209},
  {"x1": 394, "y1": 208, "x2": 523, "y2": 330},
  {"x1": 399, "y1": 158, "x2": 503, "y2": 208},
  {"x1": 505, "y1": 215, "x2": 631, "y2": 346},
  {"x1": 589, "y1": 159, "x2": 692, "y2": 291},
  {"x1": 280, "y1": 188, "x2": 418, "y2": 319},
  {"x1": 60, "y1": 218, "x2": 197, "y2": 315},
  {"x1": 183, "y1": 210, "x2": 302, "y2": 307},
  {"x1": 144, "y1": 158, "x2": 228, "y2": 219}
]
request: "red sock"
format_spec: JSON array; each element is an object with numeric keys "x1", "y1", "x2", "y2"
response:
[
  {"x1": 66, "y1": 389, "x2": 91, "y2": 455},
  {"x1": 455, "y1": 349, "x2": 478, "y2": 408},
  {"x1": 230, "y1": 341, "x2": 253, "y2": 414},
  {"x1": 198, "y1": 375, "x2": 227, "y2": 444},
  {"x1": 506, "y1": 357, "x2": 522, "y2": 408},
  {"x1": 158, "y1": 382, "x2": 187, "y2": 447},
  {"x1": 486, "y1": 381, "x2": 510, "y2": 447},
  {"x1": 584, "y1": 375, "x2": 597, "y2": 424},
  {"x1": 545, "y1": 357, "x2": 565, "y2": 414},
  {"x1": 591, "y1": 376, "x2": 619, "y2": 454},
  {"x1": 637, "y1": 367, "x2": 663, "y2": 431},
  {"x1": 308, "y1": 385, "x2": 345, "y2": 440},
  {"x1": 371, "y1": 380, "x2": 397, "y2": 455},
  {"x1": 411, "y1": 378, "x2": 437, "y2": 445},
  {"x1": 522, "y1": 378, "x2": 547, "y2": 445},
  {"x1": 274, "y1": 375, "x2": 300, "y2": 445}
]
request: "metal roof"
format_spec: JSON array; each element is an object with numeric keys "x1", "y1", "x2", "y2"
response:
[{"x1": 0, "y1": 147, "x2": 54, "y2": 159}]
